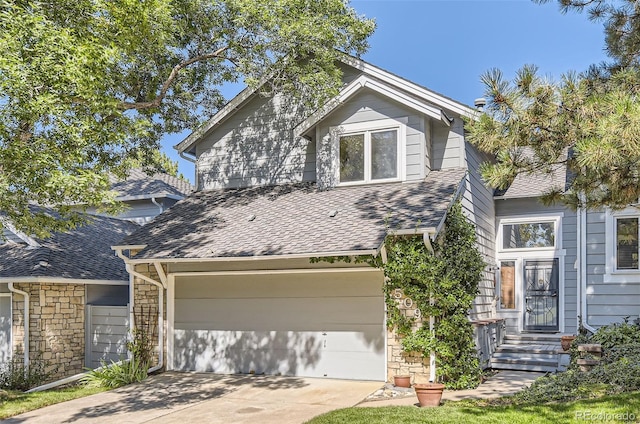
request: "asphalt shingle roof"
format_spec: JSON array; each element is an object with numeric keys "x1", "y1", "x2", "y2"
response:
[
  {"x1": 495, "y1": 149, "x2": 570, "y2": 199},
  {"x1": 111, "y1": 169, "x2": 194, "y2": 200},
  {"x1": 121, "y1": 168, "x2": 467, "y2": 260},
  {"x1": 0, "y1": 215, "x2": 139, "y2": 281}
]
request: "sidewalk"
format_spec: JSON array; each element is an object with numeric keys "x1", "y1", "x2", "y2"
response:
[{"x1": 357, "y1": 370, "x2": 545, "y2": 407}]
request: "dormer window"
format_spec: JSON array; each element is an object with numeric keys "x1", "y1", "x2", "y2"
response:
[{"x1": 334, "y1": 118, "x2": 406, "y2": 186}]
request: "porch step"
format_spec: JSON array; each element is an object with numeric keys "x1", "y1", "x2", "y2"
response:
[
  {"x1": 489, "y1": 360, "x2": 559, "y2": 373},
  {"x1": 497, "y1": 344, "x2": 561, "y2": 355},
  {"x1": 492, "y1": 350, "x2": 557, "y2": 361},
  {"x1": 503, "y1": 334, "x2": 562, "y2": 345},
  {"x1": 490, "y1": 334, "x2": 566, "y2": 373}
]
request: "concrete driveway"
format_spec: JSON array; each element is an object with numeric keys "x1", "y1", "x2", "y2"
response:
[{"x1": 4, "y1": 372, "x2": 382, "y2": 424}]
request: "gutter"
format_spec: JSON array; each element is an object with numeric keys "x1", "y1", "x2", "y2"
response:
[
  {"x1": 109, "y1": 247, "x2": 380, "y2": 264},
  {"x1": 115, "y1": 249, "x2": 165, "y2": 374},
  {"x1": 8, "y1": 283, "x2": 28, "y2": 368},
  {"x1": 179, "y1": 151, "x2": 198, "y2": 189}
]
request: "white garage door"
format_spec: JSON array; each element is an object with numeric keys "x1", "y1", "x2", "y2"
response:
[{"x1": 172, "y1": 270, "x2": 385, "y2": 381}]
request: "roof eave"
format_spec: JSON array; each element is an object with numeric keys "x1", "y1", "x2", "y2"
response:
[
  {"x1": 120, "y1": 248, "x2": 381, "y2": 264},
  {"x1": 0, "y1": 277, "x2": 128, "y2": 285}
]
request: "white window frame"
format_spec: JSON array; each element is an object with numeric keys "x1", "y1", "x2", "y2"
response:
[
  {"x1": 497, "y1": 214, "x2": 563, "y2": 254},
  {"x1": 331, "y1": 118, "x2": 407, "y2": 186},
  {"x1": 604, "y1": 208, "x2": 640, "y2": 283}
]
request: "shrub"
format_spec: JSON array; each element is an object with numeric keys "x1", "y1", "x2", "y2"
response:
[
  {"x1": 82, "y1": 322, "x2": 155, "y2": 389},
  {"x1": 498, "y1": 322, "x2": 640, "y2": 405},
  {"x1": 0, "y1": 354, "x2": 55, "y2": 391},
  {"x1": 82, "y1": 357, "x2": 147, "y2": 389}
]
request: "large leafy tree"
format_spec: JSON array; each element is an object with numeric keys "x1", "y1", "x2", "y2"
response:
[
  {"x1": 0, "y1": 0, "x2": 374, "y2": 236},
  {"x1": 466, "y1": 0, "x2": 640, "y2": 210}
]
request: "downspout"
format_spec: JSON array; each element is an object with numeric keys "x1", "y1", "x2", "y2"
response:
[
  {"x1": 150, "y1": 197, "x2": 163, "y2": 215},
  {"x1": 423, "y1": 232, "x2": 437, "y2": 383},
  {"x1": 578, "y1": 206, "x2": 597, "y2": 333},
  {"x1": 8, "y1": 283, "x2": 28, "y2": 368},
  {"x1": 115, "y1": 249, "x2": 166, "y2": 373}
]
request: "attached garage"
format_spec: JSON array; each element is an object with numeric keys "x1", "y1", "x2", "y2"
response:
[{"x1": 169, "y1": 269, "x2": 386, "y2": 381}]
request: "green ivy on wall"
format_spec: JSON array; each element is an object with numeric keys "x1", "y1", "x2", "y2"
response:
[{"x1": 372, "y1": 202, "x2": 486, "y2": 389}]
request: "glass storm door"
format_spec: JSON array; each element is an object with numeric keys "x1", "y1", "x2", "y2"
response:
[{"x1": 523, "y1": 259, "x2": 559, "y2": 331}]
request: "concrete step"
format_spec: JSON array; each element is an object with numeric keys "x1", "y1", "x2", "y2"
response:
[
  {"x1": 490, "y1": 360, "x2": 558, "y2": 373},
  {"x1": 492, "y1": 351, "x2": 558, "y2": 361},
  {"x1": 504, "y1": 334, "x2": 562, "y2": 344},
  {"x1": 496, "y1": 344, "x2": 561, "y2": 355}
]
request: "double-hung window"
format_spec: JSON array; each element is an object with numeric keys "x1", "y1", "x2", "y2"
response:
[{"x1": 335, "y1": 119, "x2": 404, "y2": 185}]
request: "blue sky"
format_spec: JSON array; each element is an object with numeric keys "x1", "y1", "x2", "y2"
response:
[{"x1": 165, "y1": 0, "x2": 609, "y2": 181}]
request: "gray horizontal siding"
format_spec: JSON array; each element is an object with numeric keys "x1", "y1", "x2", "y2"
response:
[
  {"x1": 432, "y1": 121, "x2": 462, "y2": 170},
  {"x1": 196, "y1": 92, "x2": 315, "y2": 190},
  {"x1": 463, "y1": 141, "x2": 496, "y2": 321},
  {"x1": 585, "y1": 210, "x2": 640, "y2": 327},
  {"x1": 316, "y1": 89, "x2": 426, "y2": 187}
]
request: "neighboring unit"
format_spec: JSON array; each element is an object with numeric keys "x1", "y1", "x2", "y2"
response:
[
  {"x1": 0, "y1": 215, "x2": 136, "y2": 378},
  {"x1": 0, "y1": 171, "x2": 194, "y2": 381}
]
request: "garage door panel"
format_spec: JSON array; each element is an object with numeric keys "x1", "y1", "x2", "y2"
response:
[
  {"x1": 318, "y1": 351, "x2": 385, "y2": 380},
  {"x1": 176, "y1": 273, "x2": 383, "y2": 299},
  {"x1": 173, "y1": 330, "x2": 324, "y2": 375},
  {"x1": 173, "y1": 272, "x2": 385, "y2": 381},
  {"x1": 175, "y1": 297, "x2": 382, "y2": 331}
]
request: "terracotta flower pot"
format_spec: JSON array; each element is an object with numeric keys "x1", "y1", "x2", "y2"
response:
[
  {"x1": 561, "y1": 335, "x2": 576, "y2": 351},
  {"x1": 393, "y1": 375, "x2": 411, "y2": 388},
  {"x1": 414, "y1": 383, "x2": 445, "y2": 407}
]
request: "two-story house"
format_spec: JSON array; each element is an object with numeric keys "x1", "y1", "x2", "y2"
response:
[
  {"x1": 114, "y1": 57, "x2": 498, "y2": 382},
  {"x1": 115, "y1": 57, "x2": 640, "y2": 382}
]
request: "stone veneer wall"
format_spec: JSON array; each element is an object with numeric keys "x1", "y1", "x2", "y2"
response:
[
  {"x1": 12, "y1": 283, "x2": 85, "y2": 380},
  {"x1": 386, "y1": 294, "x2": 431, "y2": 384},
  {"x1": 132, "y1": 261, "x2": 165, "y2": 369}
]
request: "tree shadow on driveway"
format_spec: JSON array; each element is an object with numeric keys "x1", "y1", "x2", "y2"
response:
[{"x1": 5, "y1": 372, "x2": 310, "y2": 423}]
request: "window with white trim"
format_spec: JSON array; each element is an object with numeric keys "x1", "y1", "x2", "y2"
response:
[
  {"x1": 615, "y1": 216, "x2": 639, "y2": 270},
  {"x1": 501, "y1": 221, "x2": 556, "y2": 250},
  {"x1": 334, "y1": 119, "x2": 405, "y2": 185}
]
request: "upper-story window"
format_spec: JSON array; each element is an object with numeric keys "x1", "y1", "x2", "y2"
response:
[
  {"x1": 501, "y1": 221, "x2": 556, "y2": 250},
  {"x1": 333, "y1": 118, "x2": 405, "y2": 186}
]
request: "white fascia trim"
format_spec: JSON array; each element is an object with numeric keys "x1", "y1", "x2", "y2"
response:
[
  {"x1": 174, "y1": 86, "x2": 258, "y2": 154},
  {"x1": 0, "y1": 218, "x2": 40, "y2": 248},
  {"x1": 0, "y1": 277, "x2": 128, "y2": 285},
  {"x1": 294, "y1": 75, "x2": 444, "y2": 137},
  {"x1": 111, "y1": 244, "x2": 148, "y2": 251},
  {"x1": 391, "y1": 227, "x2": 437, "y2": 237},
  {"x1": 341, "y1": 56, "x2": 476, "y2": 118},
  {"x1": 122, "y1": 249, "x2": 380, "y2": 264},
  {"x1": 169, "y1": 267, "x2": 382, "y2": 278}
]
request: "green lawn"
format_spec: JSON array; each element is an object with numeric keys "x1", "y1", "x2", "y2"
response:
[
  {"x1": 0, "y1": 385, "x2": 107, "y2": 419},
  {"x1": 306, "y1": 392, "x2": 640, "y2": 424}
]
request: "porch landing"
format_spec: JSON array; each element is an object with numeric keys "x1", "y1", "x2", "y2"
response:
[{"x1": 490, "y1": 334, "x2": 570, "y2": 373}]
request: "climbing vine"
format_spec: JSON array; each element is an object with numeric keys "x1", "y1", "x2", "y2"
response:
[{"x1": 373, "y1": 202, "x2": 486, "y2": 389}]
